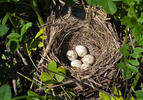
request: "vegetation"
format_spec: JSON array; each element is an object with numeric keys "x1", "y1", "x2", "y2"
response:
[{"x1": 0, "y1": 0, "x2": 143, "y2": 99}]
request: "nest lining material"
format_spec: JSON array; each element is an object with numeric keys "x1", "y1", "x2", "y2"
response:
[{"x1": 41, "y1": 6, "x2": 121, "y2": 93}]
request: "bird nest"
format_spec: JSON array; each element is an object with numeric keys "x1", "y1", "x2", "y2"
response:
[{"x1": 38, "y1": 5, "x2": 123, "y2": 98}]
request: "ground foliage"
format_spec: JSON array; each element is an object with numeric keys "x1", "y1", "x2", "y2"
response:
[{"x1": 0, "y1": 0, "x2": 143, "y2": 100}]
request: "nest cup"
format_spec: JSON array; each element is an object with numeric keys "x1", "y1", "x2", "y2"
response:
[{"x1": 44, "y1": 5, "x2": 121, "y2": 93}]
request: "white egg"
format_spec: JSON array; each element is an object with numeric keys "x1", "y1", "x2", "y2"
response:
[
  {"x1": 66, "y1": 50, "x2": 78, "y2": 61},
  {"x1": 71, "y1": 60, "x2": 82, "y2": 68},
  {"x1": 81, "y1": 64, "x2": 90, "y2": 70},
  {"x1": 75, "y1": 45, "x2": 88, "y2": 57},
  {"x1": 81, "y1": 54, "x2": 95, "y2": 65}
]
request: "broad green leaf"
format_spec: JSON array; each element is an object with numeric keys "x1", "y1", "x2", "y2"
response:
[
  {"x1": 128, "y1": 65, "x2": 139, "y2": 73},
  {"x1": 130, "y1": 52, "x2": 142, "y2": 58},
  {"x1": 0, "y1": 85, "x2": 12, "y2": 100},
  {"x1": 121, "y1": 16, "x2": 137, "y2": 28},
  {"x1": 7, "y1": 40, "x2": 19, "y2": 53},
  {"x1": 133, "y1": 47, "x2": 143, "y2": 53},
  {"x1": 120, "y1": 44, "x2": 130, "y2": 56},
  {"x1": 20, "y1": 22, "x2": 32, "y2": 41},
  {"x1": 135, "y1": 90, "x2": 143, "y2": 100},
  {"x1": 0, "y1": 0, "x2": 20, "y2": 3},
  {"x1": 0, "y1": 25, "x2": 9, "y2": 37},
  {"x1": 7, "y1": 33, "x2": 20, "y2": 40},
  {"x1": 48, "y1": 60, "x2": 57, "y2": 77},
  {"x1": 117, "y1": 62, "x2": 126, "y2": 69},
  {"x1": 39, "y1": 72, "x2": 52, "y2": 82},
  {"x1": 86, "y1": 0, "x2": 96, "y2": 6},
  {"x1": 95, "y1": 0, "x2": 117, "y2": 15},
  {"x1": 124, "y1": 68, "x2": 132, "y2": 80},
  {"x1": 99, "y1": 92, "x2": 114, "y2": 100},
  {"x1": 128, "y1": 59, "x2": 139, "y2": 66},
  {"x1": 55, "y1": 67, "x2": 66, "y2": 82}
]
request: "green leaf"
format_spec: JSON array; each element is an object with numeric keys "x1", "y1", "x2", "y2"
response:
[
  {"x1": 99, "y1": 92, "x2": 114, "y2": 100},
  {"x1": 27, "y1": 91, "x2": 40, "y2": 100},
  {"x1": 120, "y1": 44, "x2": 130, "y2": 56},
  {"x1": 20, "y1": 22, "x2": 32, "y2": 41},
  {"x1": 95, "y1": 0, "x2": 117, "y2": 15},
  {"x1": 0, "y1": 85, "x2": 12, "y2": 100},
  {"x1": 130, "y1": 52, "x2": 142, "y2": 58},
  {"x1": 2, "y1": 14, "x2": 9, "y2": 25},
  {"x1": 55, "y1": 67, "x2": 66, "y2": 82},
  {"x1": 117, "y1": 62, "x2": 126, "y2": 69},
  {"x1": 122, "y1": 0, "x2": 134, "y2": 6},
  {"x1": 7, "y1": 33, "x2": 20, "y2": 40},
  {"x1": 0, "y1": 25, "x2": 9, "y2": 37},
  {"x1": 7, "y1": 40, "x2": 19, "y2": 53},
  {"x1": 113, "y1": 87, "x2": 123, "y2": 100},
  {"x1": 121, "y1": 16, "x2": 137, "y2": 28},
  {"x1": 38, "y1": 42, "x2": 44, "y2": 48},
  {"x1": 138, "y1": 12, "x2": 143, "y2": 24},
  {"x1": 128, "y1": 59, "x2": 140, "y2": 66},
  {"x1": 135, "y1": 90, "x2": 143, "y2": 100},
  {"x1": 39, "y1": 72, "x2": 52, "y2": 82},
  {"x1": 133, "y1": 47, "x2": 143, "y2": 53},
  {"x1": 27, "y1": 91, "x2": 39, "y2": 96},
  {"x1": 128, "y1": 65, "x2": 139, "y2": 73},
  {"x1": 131, "y1": 24, "x2": 143, "y2": 40},
  {"x1": 124, "y1": 68, "x2": 132, "y2": 80},
  {"x1": 48, "y1": 60, "x2": 57, "y2": 77},
  {"x1": 86, "y1": 0, "x2": 96, "y2": 6}
]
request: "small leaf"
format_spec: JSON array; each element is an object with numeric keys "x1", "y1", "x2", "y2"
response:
[
  {"x1": 128, "y1": 59, "x2": 140, "y2": 66},
  {"x1": 20, "y1": 22, "x2": 32, "y2": 36},
  {"x1": 121, "y1": 16, "x2": 137, "y2": 28},
  {"x1": 34, "y1": 28, "x2": 46, "y2": 40},
  {"x1": 2, "y1": 14, "x2": 9, "y2": 25},
  {"x1": 95, "y1": 0, "x2": 117, "y2": 15},
  {"x1": 0, "y1": 25, "x2": 9, "y2": 37},
  {"x1": 55, "y1": 67, "x2": 66, "y2": 82},
  {"x1": 135, "y1": 90, "x2": 143, "y2": 99},
  {"x1": 0, "y1": 85, "x2": 12, "y2": 100},
  {"x1": 39, "y1": 72, "x2": 52, "y2": 82},
  {"x1": 99, "y1": 92, "x2": 114, "y2": 100},
  {"x1": 138, "y1": 12, "x2": 143, "y2": 24},
  {"x1": 128, "y1": 65, "x2": 139, "y2": 73},
  {"x1": 48, "y1": 60, "x2": 57, "y2": 77},
  {"x1": 133, "y1": 47, "x2": 143, "y2": 53},
  {"x1": 130, "y1": 52, "x2": 142, "y2": 58},
  {"x1": 124, "y1": 68, "x2": 132, "y2": 80},
  {"x1": 7, "y1": 33, "x2": 20, "y2": 40},
  {"x1": 38, "y1": 42, "x2": 44, "y2": 48},
  {"x1": 27, "y1": 90, "x2": 39, "y2": 96},
  {"x1": 120, "y1": 44, "x2": 130, "y2": 56},
  {"x1": 117, "y1": 62, "x2": 126, "y2": 69},
  {"x1": 131, "y1": 24, "x2": 143, "y2": 40},
  {"x1": 20, "y1": 22, "x2": 32, "y2": 41}
]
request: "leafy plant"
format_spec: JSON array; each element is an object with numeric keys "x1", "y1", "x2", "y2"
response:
[{"x1": 39, "y1": 60, "x2": 66, "y2": 84}]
